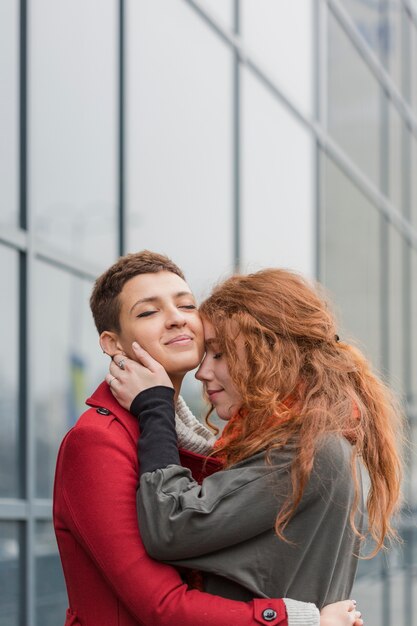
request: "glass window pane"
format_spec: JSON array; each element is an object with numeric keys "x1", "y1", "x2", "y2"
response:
[
  {"x1": 36, "y1": 521, "x2": 67, "y2": 625},
  {"x1": 29, "y1": 0, "x2": 117, "y2": 268},
  {"x1": 203, "y1": 0, "x2": 233, "y2": 28},
  {"x1": 241, "y1": 68, "x2": 314, "y2": 276},
  {"x1": 321, "y1": 155, "x2": 382, "y2": 367},
  {"x1": 0, "y1": 246, "x2": 19, "y2": 497},
  {"x1": 339, "y1": 0, "x2": 381, "y2": 56},
  {"x1": 0, "y1": 522, "x2": 20, "y2": 626},
  {"x1": 0, "y1": 0, "x2": 18, "y2": 226},
  {"x1": 34, "y1": 261, "x2": 106, "y2": 498},
  {"x1": 351, "y1": 557, "x2": 384, "y2": 626},
  {"x1": 126, "y1": 0, "x2": 233, "y2": 297},
  {"x1": 328, "y1": 12, "x2": 380, "y2": 188},
  {"x1": 241, "y1": 0, "x2": 313, "y2": 116},
  {"x1": 382, "y1": 1, "x2": 403, "y2": 92}
]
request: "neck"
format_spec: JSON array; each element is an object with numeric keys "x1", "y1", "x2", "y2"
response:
[{"x1": 170, "y1": 374, "x2": 184, "y2": 402}]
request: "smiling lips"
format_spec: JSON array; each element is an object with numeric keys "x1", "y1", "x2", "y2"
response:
[
  {"x1": 165, "y1": 334, "x2": 193, "y2": 346},
  {"x1": 207, "y1": 388, "x2": 223, "y2": 401}
]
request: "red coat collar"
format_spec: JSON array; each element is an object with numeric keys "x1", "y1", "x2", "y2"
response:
[
  {"x1": 86, "y1": 381, "x2": 221, "y2": 480},
  {"x1": 86, "y1": 380, "x2": 135, "y2": 421}
]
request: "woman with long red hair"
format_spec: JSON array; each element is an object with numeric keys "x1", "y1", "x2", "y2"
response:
[{"x1": 108, "y1": 268, "x2": 403, "y2": 619}]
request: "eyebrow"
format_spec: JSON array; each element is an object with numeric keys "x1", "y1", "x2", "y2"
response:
[
  {"x1": 129, "y1": 291, "x2": 194, "y2": 313},
  {"x1": 205, "y1": 338, "x2": 219, "y2": 346}
]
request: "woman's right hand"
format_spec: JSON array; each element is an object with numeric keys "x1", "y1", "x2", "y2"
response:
[
  {"x1": 320, "y1": 600, "x2": 363, "y2": 626},
  {"x1": 106, "y1": 342, "x2": 173, "y2": 411}
]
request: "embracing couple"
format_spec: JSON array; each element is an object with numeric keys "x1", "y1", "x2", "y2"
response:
[{"x1": 53, "y1": 250, "x2": 403, "y2": 626}]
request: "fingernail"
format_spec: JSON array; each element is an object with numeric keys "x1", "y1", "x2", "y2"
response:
[{"x1": 132, "y1": 342, "x2": 139, "y2": 349}]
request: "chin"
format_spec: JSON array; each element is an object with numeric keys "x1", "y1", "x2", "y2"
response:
[{"x1": 165, "y1": 354, "x2": 202, "y2": 376}]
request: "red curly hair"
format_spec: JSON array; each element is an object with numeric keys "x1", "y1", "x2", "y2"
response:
[{"x1": 199, "y1": 268, "x2": 404, "y2": 554}]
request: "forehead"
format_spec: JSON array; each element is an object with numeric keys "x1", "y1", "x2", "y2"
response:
[
  {"x1": 202, "y1": 319, "x2": 217, "y2": 341},
  {"x1": 120, "y1": 271, "x2": 191, "y2": 304}
]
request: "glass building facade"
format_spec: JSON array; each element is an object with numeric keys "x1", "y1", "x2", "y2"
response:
[{"x1": 0, "y1": 1, "x2": 416, "y2": 624}]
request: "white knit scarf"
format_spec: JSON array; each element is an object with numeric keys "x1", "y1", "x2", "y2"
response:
[{"x1": 175, "y1": 396, "x2": 216, "y2": 455}]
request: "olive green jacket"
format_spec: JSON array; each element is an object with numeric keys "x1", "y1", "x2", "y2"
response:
[{"x1": 138, "y1": 435, "x2": 363, "y2": 609}]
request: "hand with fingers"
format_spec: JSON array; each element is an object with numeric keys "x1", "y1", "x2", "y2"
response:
[
  {"x1": 320, "y1": 600, "x2": 363, "y2": 626},
  {"x1": 105, "y1": 342, "x2": 173, "y2": 410}
]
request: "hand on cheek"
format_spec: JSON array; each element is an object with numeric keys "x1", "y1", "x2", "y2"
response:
[{"x1": 105, "y1": 343, "x2": 173, "y2": 411}]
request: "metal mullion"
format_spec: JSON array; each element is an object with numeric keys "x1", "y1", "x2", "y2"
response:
[
  {"x1": 0, "y1": 501, "x2": 29, "y2": 519},
  {"x1": 314, "y1": 0, "x2": 328, "y2": 282},
  {"x1": 378, "y1": 6, "x2": 391, "y2": 625},
  {"x1": 402, "y1": 2, "x2": 414, "y2": 414},
  {"x1": 379, "y1": 2, "x2": 390, "y2": 384},
  {"x1": 32, "y1": 500, "x2": 53, "y2": 520},
  {"x1": 233, "y1": 0, "x2": 240, "y2": 272},
  {"x1": 34, "y1": 246, "x2": 101, "y2": 283},
  {"x1": 0, "y1": 225, "x2": 27, "y2": 250},
  {"x1": 118, "y1": 0, "x2": 125, "y2": 256},
  {"x1": 327, "y1": 0, "x2": 417, "y2": 141},
  {"x1": 18, "y1": 0, "x2": 33, "y2": 624},
  {"x1": 401, "y1": 9, "x2": 413, "y2": 626}
]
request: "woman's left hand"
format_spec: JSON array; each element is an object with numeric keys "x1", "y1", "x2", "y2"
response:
[
  {"x1": 320, "y1": 600, "x2": 363, "y2": 626},
  {"x1": 106, "y1": 342, "x2": 173, "y2": 410}
]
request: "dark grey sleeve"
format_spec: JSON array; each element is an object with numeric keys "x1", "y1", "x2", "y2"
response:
[{"x1": 137, "y1": 451, "x2": 294, "y2": 561}]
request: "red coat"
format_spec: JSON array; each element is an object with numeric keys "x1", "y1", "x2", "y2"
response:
[{"x1": 53, "y1": 382, "x2": 287, "y2": 626}]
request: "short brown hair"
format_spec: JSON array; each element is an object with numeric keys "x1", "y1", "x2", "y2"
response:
[{"x1": 90, "y1": 250, "x2": 185, "y2": 334}]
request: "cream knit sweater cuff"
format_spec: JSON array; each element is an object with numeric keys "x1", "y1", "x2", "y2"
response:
[{"x1": 283, "y1": 598, "x2": 320, "y2": 626}]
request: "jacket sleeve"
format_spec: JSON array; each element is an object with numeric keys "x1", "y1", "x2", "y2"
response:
[
  {"x1": 135, "y1": 387, "x2": 297, "y2": 560},
  {"x1": 57, "y1": 415, "x2": 292, "y2": 626}
]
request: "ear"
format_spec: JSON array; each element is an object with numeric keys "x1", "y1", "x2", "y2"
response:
[{"x1": 99, "y1": 331, "x2": 125, "y2": 358}]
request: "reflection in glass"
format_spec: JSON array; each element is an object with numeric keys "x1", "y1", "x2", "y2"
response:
[
  {"x1": 241, "y1": 0, "x2": 313, "y2": 115},
  {"x1": 0, "y1": 522, "x2": 20, "y2": 626},
  {"x1": 0, "y1": 247, "x2": 19, "y2": 497},
  {"x1": 328, "y1": 12, "x2": 380, "y2": 188},
  {"x1": 0, "y1": 0, "x2": 18, "y2": 225},
  {"x1": 34, "y1": 261, "x2": 106, "y2": 498},
  {"x1": 339, "y1": 0, "x2": 381, "y2": 56},
  {"x1": 35, "y1": 521, "x2": 67, "y2": 626},
  {"x1": 30, "y1": 0, "x2": 117, "y2": 267},
  {"x1": 127, "y1": 0, "x2": 233, "y2": 298},
  {"x1": 321, "y1": 155, "x2": 381, "y2": 367},
  {"x1": 241, "y1": 68, "x2": 314, "y2": 276}
]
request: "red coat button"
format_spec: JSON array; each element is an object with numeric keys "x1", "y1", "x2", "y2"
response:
[{"x1": 262, "y1": 608, "x2": 278, "y2": 622}]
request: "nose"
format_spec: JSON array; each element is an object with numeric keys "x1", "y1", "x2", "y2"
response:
[
  {"x1": 165, "y1": 306, "x2": 187, "y2": 328},
  {"x1": 195, "y1": 355, "x2": 211, "y2": 382}
]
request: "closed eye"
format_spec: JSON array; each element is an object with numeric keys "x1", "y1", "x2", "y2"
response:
[
  {"x1": 137, "y1": 310, "x2": 157, "y2": 318},
  {"x1": 179, "y1": 305, "x2": 197, "y2": 310}
]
